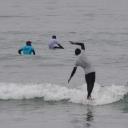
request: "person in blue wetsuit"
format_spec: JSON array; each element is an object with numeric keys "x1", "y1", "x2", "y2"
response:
[{"x1": 18, "y1": 41, "x2": 35, "y2": 55}]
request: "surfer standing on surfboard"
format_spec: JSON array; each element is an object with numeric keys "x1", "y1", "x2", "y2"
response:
[
  {"x1": 68, "y1": 41, "x2": 95, "y2": 100},
  {"x1": 48, "y1": 35, "x2": 64, "y2": 49}
]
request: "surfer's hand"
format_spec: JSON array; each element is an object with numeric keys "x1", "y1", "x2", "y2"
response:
[
  {"x1": 69, "y1": 41, "x2": 74, "y2": 45},
  {"x1": 68, "y1": 78, "x2": 71, "y2": 83}
]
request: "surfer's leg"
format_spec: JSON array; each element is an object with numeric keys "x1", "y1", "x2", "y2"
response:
[
  {"x1": 89, "y1": 72, "x2": 95, "y2": 97},
  {"x1": 85, "y1": 74, "x2": 91, "y2": 98},
  {"x1": 88, "y1": 72, "x2": 95, "y2": 98},
  {"x1": 85, "y1": 72, "x2": 95, "y2": 99}
]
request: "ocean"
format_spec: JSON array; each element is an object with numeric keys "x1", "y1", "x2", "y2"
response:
[{"x1": 0, "y1": 0, "x2": 128, "y2": 127}]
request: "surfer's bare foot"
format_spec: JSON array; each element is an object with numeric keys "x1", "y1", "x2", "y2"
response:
[
  {"x1": 87, "y1": 97, "x2": 93, "y2": 100},
  {"x1": 87, "y1": 97, "x2": 90, "y2": 100}
]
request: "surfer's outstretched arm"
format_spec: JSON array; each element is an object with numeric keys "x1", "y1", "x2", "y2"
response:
[
  {"x1": 18, "y1": 49, "x2": 22, "y2": 54},
  {"x1": 68, "y1": 67, "x2": 77, "y2": 83},
  {"x1": 69, "y1": 41, "x2": 85, "y2": 50},
  {"x1": 32, "y1": 50, "x2": 36, "y2": 55},
  {"x1": 54, "y1": 44, "x2": 64, "y2": 49},
  {"x1": 58, "y1": 44, "x2": 64, "y2": 49}
]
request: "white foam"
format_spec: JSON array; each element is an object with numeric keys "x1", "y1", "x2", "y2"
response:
[{"x1": 0, "y1": 82, "x2": 127, "y2": 106}]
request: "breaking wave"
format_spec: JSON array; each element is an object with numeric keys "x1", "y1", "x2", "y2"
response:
[{"x1": 0, "y1": 82, "x2": 128, "y2": 106}]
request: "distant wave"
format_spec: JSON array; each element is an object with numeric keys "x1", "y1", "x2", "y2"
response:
[{"x1": 0, "y1": 82, "x2": 127, "y2": 106}]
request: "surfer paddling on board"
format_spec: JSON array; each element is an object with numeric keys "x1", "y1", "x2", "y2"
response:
[
  {"x1": 68, "y1": 41, "x2": 95, "y2": 100},
  {"x1": 18, "y1": 41, "x2": 35, "y2": 55},
  {"x1": 48, "y1": 35, "x2": 64, "y2": 49}
]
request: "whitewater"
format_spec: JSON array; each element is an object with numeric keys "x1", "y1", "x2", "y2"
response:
[{"x1": 0, "y1": 82, "x2": 127, "y2": 106}]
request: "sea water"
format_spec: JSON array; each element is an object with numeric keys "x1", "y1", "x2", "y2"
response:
[{"x1": 0, "y1": 0, "x2": 128, "y2": 128}]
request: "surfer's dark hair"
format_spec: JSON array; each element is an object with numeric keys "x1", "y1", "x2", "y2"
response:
[
  {"x1": 52, "y1": 35, "x2": 56, "y2": 39},
  {"x1": 26, "y1": 41, "x2": 32, "y2": 46},
  {"x1": 75, "y1": 48, "x2": 81, "y2": 55}
]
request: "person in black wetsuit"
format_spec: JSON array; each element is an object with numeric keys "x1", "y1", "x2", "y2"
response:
[{"x1": 68, "y1": 41, "x2": 96, "y2": 100}]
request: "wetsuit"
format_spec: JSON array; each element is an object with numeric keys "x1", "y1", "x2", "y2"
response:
[
  {"x1": 48, "y1": 39, "x2": 64, "y2": 49},
  {"x1": 18, "y1": 45, "x2": 35, "y2": 55},
  {"x1": 69, "y1": 42, "x2": 95, "y2": 98}
]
